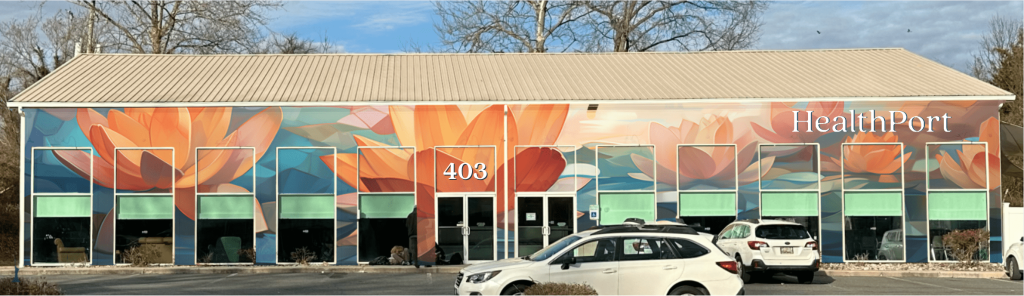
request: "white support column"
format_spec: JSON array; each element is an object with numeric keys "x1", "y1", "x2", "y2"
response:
[
  {"x1": 502, "y1": 105, "x2": 509, "y2": 259},
  {"x1": 18, "y1": 107, "x2": 26, "y2": 268}
]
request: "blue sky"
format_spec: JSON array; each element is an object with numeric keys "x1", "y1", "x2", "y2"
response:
[{"x1": 3, "y1": 1, "x2": 1022, "y2": 74}]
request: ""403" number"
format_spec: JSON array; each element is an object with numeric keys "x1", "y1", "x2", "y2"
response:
[{"x1": 443, "y1": 163, "x2": 487, "y2": 180}]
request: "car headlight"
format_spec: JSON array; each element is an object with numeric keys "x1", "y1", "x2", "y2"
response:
[{"x1": 467, "y1": 270, "x2": 502, "y2": 284}]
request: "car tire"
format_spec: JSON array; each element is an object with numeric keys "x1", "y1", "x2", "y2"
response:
[
  {"x1": 796, "y1": 271, "x2": 814, "y2": 284},
  {"x1": 1010, "y1": 257, "x2": 1022, "y2": 281},
  {"x1": 668, "y1": 285, "x2": 707, "y2": 296},
  {"x1": 735, "y1": 255, "x2": 751, "y2": 284},
  {"x1": 500, "y1": 283, "x2": 533, "y2": 295}
]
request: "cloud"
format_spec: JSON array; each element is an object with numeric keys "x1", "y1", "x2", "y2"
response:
[
  {"x1": 352, "y1": 1, "x2": 432, "y2": 31},
  {"x1": 756, "y1": 1, "x2": 1024, "y2": 74},
  {"x1": 270, "y1": 1, "x2": 362, "y2": 30}
]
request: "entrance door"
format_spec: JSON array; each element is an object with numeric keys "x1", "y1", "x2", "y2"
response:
[
  {"x1": 517, "y1": 195, "x2": 575, "y2": 257},
  {"x1": 437, "y1": 194, "x2": 497, "y2": 263}
]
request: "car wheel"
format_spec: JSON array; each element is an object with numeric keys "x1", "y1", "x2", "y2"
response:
[
  {"x1": 796, "y1": 271, "x2": 814, "y2": 284},
  {"x1": 735, "y1": 255, "x2": 751, "y2": 284},
  {"x1": 668, "y1": 285, "x2": 707, "y2": 296},
  {"x1": 1010, "y1": 257, "x2": 1022, "y2": 281},
  {"x1": 500, "y1": 283, "x2": 533, "y2": 295}
]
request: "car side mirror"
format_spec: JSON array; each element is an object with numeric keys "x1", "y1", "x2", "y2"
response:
[
  {"x1": 560, "y1": 257, "x2": 576, "y2": 270},
  {"x1": 712, "y1": 236, "x2": 719, "y2": 244}
]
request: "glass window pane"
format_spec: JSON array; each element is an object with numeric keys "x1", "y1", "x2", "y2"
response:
[
  {"x1": 280, "y1": 194, "x2": 334, "y2": 219},
  {"x1": 35, "y1": 195, "x2": 91, "y2": 218},
  {"x1": 198, "y1": 195, "x2": 254, "y2": 220},
  {"x1": 599, "y1": 192, "x2": 655, "y2": 225},
  {"x1": 359, "y1": 194, "x2": 415, "y2": 219},
  {"x1": 845, "y1": 192, "x2": 902, "y2": 217},
  {"x1": 668, "y1": 238, "x2": 710, "y2": 259},
  {"x1": 928, "y1": 192, "x2": 986, "y2": 221},
  {"x1": 117, "y1": 195, "x2": 174, "y2": 220},
  {"x1": 679, "y1": 192, "x2": 735, "y2": 217},
  {"x1": 761, "y1": 192, "x2": 818, "y2": 217}
]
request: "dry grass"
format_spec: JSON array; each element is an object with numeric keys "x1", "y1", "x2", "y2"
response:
[
  {"x1": 523, "y1": 282, "x2": 597, "y2": 295},
  {"x1": 237, "y1": 247, "x2": 256, "y2": 263},
  {"x1": 0, "y1": 202, "x2": 17, "y2": 266},
  {"x1": 290, "y1": 247, "x2": 315, "y2": 265},
  {"x1": 0, "y1": 277, "x2": 64, "y2": 295},
  {"x1": 121, "y1": 245, "x2": 159, "y2": 267}
]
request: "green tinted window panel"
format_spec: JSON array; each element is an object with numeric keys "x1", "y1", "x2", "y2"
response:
[
  {"x1": 679, "y1": 192, "x2": 735, "y2": 216},
  {"x1": 280, "y1": 194, "x2": 335, "y2": 219},
  {"x1": 198, "y1": 194, "x2": 254, "y2": 219},
  {"x1": 599, "y1": 192, "x2": 656, "y2": 225},
  {"x1": 35, "y1": 195, "x2": 91, "y2": 218},
  {"x1": 844, "y1": 192, "x2": 902, "y2": 217},
  {"x1": 761, "y1": 192, "x2": 818, "y2": 217},
  {"x1": 117, "y1": 195, "x2": 173, "y2": 220},
  {"x1": 359, "y1": 194, "x2": 415, "y2": 219},
  {"x1": 929, "y1": 191, "x2": 986, "y2": 221}
]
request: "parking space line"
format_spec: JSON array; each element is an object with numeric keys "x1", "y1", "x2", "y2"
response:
[
  {"x1": 206, "y1": 273, "x2": 236, "y2": 285},
  {"x1": 885, "y1": 277, "x2": 966, "y2": 293}
]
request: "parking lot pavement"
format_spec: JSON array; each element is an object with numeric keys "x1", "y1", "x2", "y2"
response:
[{"x1": 29, "y1": 272, "x2": 1022, "y2": 295}]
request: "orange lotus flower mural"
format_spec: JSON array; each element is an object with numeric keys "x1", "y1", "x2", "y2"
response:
[
  {"x1": 829, "y1": 132, "x2": 910, "y2": 183},
  {"x1": 752, "y1": 102, "x2": 844, "y2": 143},
  {"x1": 52, "y1": 107, "x2": 284, "y2": 219},
  {"x1": 633, "y1": 114, "x2": 773, "y2": 188},
  {"x1": 935, "y1": 117, "x2": 1000, "y2": 189},
  {"x1": 318, "y1": 104, "x2": 572, "y2": 257}
]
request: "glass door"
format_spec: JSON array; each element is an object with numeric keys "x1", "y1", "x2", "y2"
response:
[
  {"x1": 547, "y1": 196, "x2": 574, "y2": 245},
  {"x1": 517, "y1": 196, "x2": 544, "y2": 257},
  {"x1": 467, "y1": 196, "x2": 495, "y2": 262},
  {"x1": 437, "y1": 196, "x2": 465, "y2": 264}
]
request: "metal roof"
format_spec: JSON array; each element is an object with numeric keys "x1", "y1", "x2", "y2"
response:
[{"x1": 10, "y1": 48, "x2": 1013, "y2": 105}]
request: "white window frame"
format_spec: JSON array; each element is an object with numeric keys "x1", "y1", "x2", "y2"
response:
[
  {"x1": 433, "y1": 145, "x2": 498, "y2": 263},
  {"x1": 275, "y1": 146, "x2": 338, "y2": 265},
  {"x1": 840, "y1": 142, "x2": 907, "y2": 263},
  {"x1": 676, "y1": 144, "x2": 739, "y2": 220},
  {"x1": 354, "y1": 146, "x2": 415, "y2": 265},
  {"x1": 30, "y1": 147, "x2": 94, "y2": 266},
  {"x1": 924, "y1": 142, "x2": 990, "y2": 263},
  {"x1": 512, "y1": 145, "x2": 578, "y2": 258},
  {"x1": 193, "y1": 147, "x2": 256, "y2": 266},
  {"x1": 757, "y1": 143, "x2": 822, "y2": 244},
  {"x1": 595, "y1": 144, "x2": 657, "y2": 226},
  {"x1": 113, "y1": 147, "x2": 176, "y2": 266}
]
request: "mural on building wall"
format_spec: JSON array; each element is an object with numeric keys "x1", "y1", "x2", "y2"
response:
[{"x1": 22, "y1": 100, "x2": 1004, "y2": 265}]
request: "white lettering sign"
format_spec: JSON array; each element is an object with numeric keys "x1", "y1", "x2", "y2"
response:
[
  {"x1": 793, "y1": 110, "x2": 951, "y2": 133},
  {"x1": 442, "y1": 163, "x2": 488, "y2": 180}
]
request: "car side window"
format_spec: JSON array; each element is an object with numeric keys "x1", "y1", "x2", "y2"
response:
[
  {"x1": 719, "y1": 225, "x2": 734, "y2": 240},
  {"x1": 735, "y1": 225, "x2": 748, "y2": 239},
  {"x1": 668, "y1": 238, "x2": 711, "y2": 259},
  {"x1": 555, "y1": 238, "x2": 617, "y2": 264},
  {"x1": 621, "y1": 238, "x2": 674, "y2": 261}
]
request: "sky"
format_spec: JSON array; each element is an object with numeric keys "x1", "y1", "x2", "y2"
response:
[{"x1": 2, "y1": 0, "x2": 1022, "y2": 74}]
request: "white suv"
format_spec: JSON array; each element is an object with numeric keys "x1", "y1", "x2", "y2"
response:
[
  {"x1": 1005, "y1": 236, "x2": 1022, "y2": 281},
  {"x1": 713, "y1": 219, "x2": 819, "y2": 284},
  {"x1": 454, "y1": 220, "x2": 745, "y2": 295}
]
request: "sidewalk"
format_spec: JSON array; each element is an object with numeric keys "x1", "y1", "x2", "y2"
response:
[{"x1": 0, "y1": 265, "x2": 466, "y2": 276}]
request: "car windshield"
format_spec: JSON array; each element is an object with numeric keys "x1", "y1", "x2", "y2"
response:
[
  {"x1": 755, "y1": 225, "x2": 810, "y2": 239},
  {"x1": 527, "y1": 234, "x2": 584, "y2": 262}
]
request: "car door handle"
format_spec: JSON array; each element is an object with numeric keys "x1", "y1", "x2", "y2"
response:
[
  {"x1": 602, "y1": 269, "x2": 616, "y2": 274},
  {"x1": 663, "y1": 265, "x2": 678, "y2": 270}
]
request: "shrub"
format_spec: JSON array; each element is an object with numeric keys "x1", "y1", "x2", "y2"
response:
[
  {"x1": 121, "y1": 245, "x2": 159, "y2": 267},
  {"x1": 0, "y1": 276, "x2": 64, "y2": 295},
  {"x1": 290, "y1": 247, "x2": 315, "y2": 265},
  {"x1": 942, "y1": 228, "x2": 990, "y2": 266},
  {"x1": 237, "y1": 247, "x2": 256, "y2": 263},
  {"x1": 523, "y1": 282, "x2": 597, "y2": 295}
]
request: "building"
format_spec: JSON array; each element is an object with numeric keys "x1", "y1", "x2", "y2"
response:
[{"x1": 10, "y1": 48, "x2": 1013, "y2": 266}]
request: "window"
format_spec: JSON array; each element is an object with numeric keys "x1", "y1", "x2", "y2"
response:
[
  {"x1": 621, "y1": 238, "x2": 676, "y2": 261},
  {"x1": 842, "y1": 142, "x2": 906, "y2": 262},
  {"x1": 560, "y1": 239, "x2": 617, "y2": 263},
  {"x1": 668, "y1": 239, "x2": 711, "y2": 259},
  {"x1": 755, "y1": 225, "x2": 810, "y2": 240},
  {"x1": 595, "y1": 145, "x2": 656, "y2": 226},
  {"x1": 759, "y1": 144, "x2": 821, "y2": 245},
  {"x1": 719, "y1": 225, "x2": 735, "y2": 240}
]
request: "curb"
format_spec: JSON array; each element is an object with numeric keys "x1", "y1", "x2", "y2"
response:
[
  {"x1": 820, "y1": 269, "x2": 1008, "y2": 279},
  {"x1": 0, "y1": 265, "x2": 465, "y2": 276}
]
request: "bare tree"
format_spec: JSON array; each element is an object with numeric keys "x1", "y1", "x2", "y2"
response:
[
  {"x1": 970, "y1": 14, "x2": 1022, "y2": 83},
  {"x1": 74, "y1": 0, "x2": 283, "y2": 54},
  {"x1": 0, "y1": 7, "x2": 97, "y2": 96},
  {"x1": 249, "y1": 32, "x2": 337, "y2": 54},
  {"x1": 434, "y1": 0, "x2": 589, "y2": 53},
  {"x1": 581, "y1": 1, "x2": 768, "y2": 52}
]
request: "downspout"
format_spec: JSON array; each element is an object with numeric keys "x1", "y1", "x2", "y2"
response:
[
  {"x1": 503, "y1": 105, "x2": 509, "y2": 259},
  {"x1": 18, "y1": 107, "x2": 25, "y2": 267}
]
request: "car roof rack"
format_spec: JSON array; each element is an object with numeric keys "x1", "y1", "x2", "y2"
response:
[
  {"x1": 591, "y1": 218, "x2": 699, "y2": 235},
  {"x1": 738, "y1": 219, "x2": 761, "y2": 224}
]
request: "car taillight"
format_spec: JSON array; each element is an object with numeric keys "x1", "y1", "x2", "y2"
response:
[
  {"x1": 747, "y1": 241, "x2": 769, "y2": 250},
  {"x1": 805, "y1": 242, "x2": 817, "y2": 250},
  {"x1": 717, "y1": 261, "x2": 739, "y2": 274}
]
